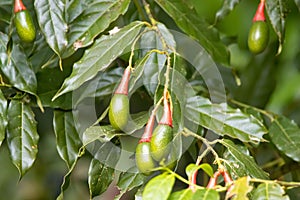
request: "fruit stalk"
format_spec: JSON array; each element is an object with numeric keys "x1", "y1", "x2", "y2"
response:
[
  {"x1": 115, "y1": 67, "x2": 131, "y2": 95},
  {"x1": 206, "y1": 171, "x2": 221, "y2": 189},
  {"x1": 253, "y1": 0, "x2": 266, "y2": 22},
  {"x1": 14, "y1": 0, "x2": 26, "y2": 13},
  {"x1": 139, "y1": 110, "x2": 156, "y2": 143}
]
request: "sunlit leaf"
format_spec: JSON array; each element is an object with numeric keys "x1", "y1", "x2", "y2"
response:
[
  {"x1": 192, "y1": 189, "x2": 220, "y2": 200},
  {"x1": 168, "y1": 189, "x2": 193, "y2": 200},
  {"x1": 6, "y1": 100, "x2": 39, "y2": 179},
  {"x1": 53, "y1": 110, "x2": 82, "y2": 169},
  {"x1": 142, "y1": 173, "x2": 175, "y2": 200},
  {"x1": 219, "y1": 139, "x2": 269, "y2": 179},
  {"x1": 227, "y1": 176, "x2": 253, "y2": 200},
  {"x1": 252, "y1": 183, "x2": 290, "y2": 200},
  {"x1": 269, "y1": 116, "x2": 300, "y2": 162}
]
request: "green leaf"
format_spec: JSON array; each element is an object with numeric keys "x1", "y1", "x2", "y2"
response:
[
  {"x1": 64, "y1": 0, "x2": 131, "y2": 58},
  {"x1": 6, "y1": 100, "x2": 39, "y2": 179},
  {"x1": 82, "y1": 125, "x2": 120, "y2": 146},
  {"x1": 0, "y1": 33, "x2": 37, "y2": 95},
  {"x1": 56, "y1": 148, "x2": 85, "y2": 200},
  {"x1": 88, "y1": 158, "x2": 114, "y2": 199},
  {"x1": 192, "y1": 189, "x2": 220, "y2": 200},
  {"x1": 227, "y1": 176, "x2": 253, "y2": 200},
  {"x1": 252, "y1": 183, "x2": 290, "y2": 200},
  {"x1": 0, "y1": 90, "x2": 7, "y2": 147},
  {"x1": 34, "y1": 0, "x2": 68, "y2": 57},
  {"x1": 142, "y1": 173, "x2": 175, "y2": 200},
  {"x1": 185, "y1": 163, "x2": 214, "y2": 179},
  {"x1": 53, "y1": 110, "x2": 82, "y2": 169},
  {"x1": 116, "y1": 167, "x2": 146, "y2": 199},
  {"x1": 168, "y1": 189, "x2": 193, "y2": 200},
  {"x1": 265, "y1": 0, "x2": 288, "y2": 54},
  {"x1": 53, "y1": 21, "x2": 144, "y2": 99},
  {"x1": 269, "y1": 116, "x2": 300, "y2": 162},
  {"x1": 219, "y1": 139, "x2": 269, "y2": 179},
  {"x1": 185, "y1": 96, "x2": 267, "y2": 144},
  {"x1": 154, "y1": 0, "x2": 229, "y2": 65},
  {"x1": 215, "y1": 0, "x2": 242, "y2": 22}
]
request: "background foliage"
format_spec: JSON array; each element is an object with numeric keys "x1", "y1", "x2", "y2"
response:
[{"x1": 1, "y1": 0, "x2": 300, "y2": 199}]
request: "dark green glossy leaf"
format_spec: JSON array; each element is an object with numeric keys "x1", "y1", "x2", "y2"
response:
[
  {"x1": 53, "y1": 21, "x2": 144, "y2": 99},
  {"x1": 116, "y1": 167, "x2": 146, "y2": 199},
  {"x1": 252, "y1": 183, "x2": 290, "y2": 200},
  {"x1": 227, "y1": 176, "x2": 253, "y2": 200},
  {"x1": 215, "y1": 0, "x2": 242, "y2": 22},
  {"x1": 64, "y1": 0, "x2": 131, "y2": 57},
  {"x1": 53, "y1": 110, "x2": 82, "y2": 169},
  {"x1": 269, "y1": 116, "x2": 300, "y2": 162},
  {"x1": 34, "y1": 0, "x2": 68, "y2": 56},
  {"x1": 88, "y1": 158, "x2": 114, "y2": 198},
  {"x1": 219, "y1": 139, "x2": 269, "y2": 179},
  {"x1": 82, "y1": 125, "x2": 119, "y2": 146},
  {"x1": 186, "y1": 96, "x2": 267, "y2": 144},
  {"x1": 142, "y1": 173, "x2": 175, "y2": 200},
  {"x1": 6, "y1": 100, "x2": 39, "y2": 179},
  {"x1": 0, "y1": 90, "x2": 7, "y2": 147},
  {"x1": 155, "y1": 0, "x2": 229, "y2": 65},
  {"x1": 0, "y1": 32, "x2": 37, "y2": 95},
  {"x1": 265, "y1": 0, "x2": 288, "y2": 54}
]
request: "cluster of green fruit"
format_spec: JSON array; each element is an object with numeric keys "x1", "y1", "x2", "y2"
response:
[{"x1": 108, "y1": 67, "x2": 174, "y2": 174}]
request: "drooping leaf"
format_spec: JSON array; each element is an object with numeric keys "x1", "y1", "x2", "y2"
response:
[
  {"x1": 88, "y1": 158, "x2": 114, "y2": 199},
  {"x1": 0, "y1": 90, "x2": 7, "y2": 147},
  {"x1": 219, "y1": 139, "x2": 269, "y2": 179},
  {"x1": 185, "y1": 96, "x2": 267, "y2": 144},
  {"x1": 142, "y1": 173, "x2": 175, "y2": 200},
  {"x1": 265, "y1": 0, "x2": 288, "y2": 54},
  {"x1": 53, "y1": 110, "x2": 82, "y2": 169},
  {"x1": 192, "y1": 189, "x2": 220, "y2": 200},
  {"x1": 185, "y1": 163, "x2": 214, "y2": 179},
  {"x1": 154, "y1": 0, "x2": 229, "y2": 65},
  {"x1": 6, "y1": 100, "x2": 39, "y2": 179},
  {"x1": 56, "y1": 148, "x2": 85, "y2": 200},
  {"x1": 53, "y1": 21, "x2": 144, "y2": 99},
  {"x1": 34, "y1": 0, "x2": 68, "y2": 57},
  {"x1": 227, "y1": 176, "x2": 253, "y2": 200},
  {"x1": 215, "y1": 0, "x2": 242, "y2": 22},
  {"x1": 64, "y1": 0, "x2": 131, "y2": 57},
  {"x1": 252, "y1": 183, "x2": 290, "y2": 200},
  {"x1": 269, "y1": 116, "x2": 300, "y2": 162},
  {"x1": 0, "y1": 32, "x2": 37, "y2": 95}
]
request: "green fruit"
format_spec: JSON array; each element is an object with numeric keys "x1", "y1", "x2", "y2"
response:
[
  {"x1": 248, "y1": 21, "x2": 269, "y2": 54},
  {"x1": 135, "y1": 142, "x2": 156, "y2": 174},
  {"x1": 150, "y1": 124, "x2": 173, "y2": 161},
  {"x1": 109, "y1": 94, "x2": 129, "y2": 130},
  {"x1": 14, "y1": 10, "x2": 36, "y2": 43}
]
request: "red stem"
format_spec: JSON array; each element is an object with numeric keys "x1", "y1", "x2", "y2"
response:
[
  {"x1": 115, "y1": 67, "x2": 131, "y2": 95},
  {"x1": 206, "y1": 171, "x2": 221, "y2": 189},
  {"x1": 139, "y1": 111, "x2": 156, "y2": 143},
  {"x1": 159, "y1": 97, "x2": 173, "y2": 127},
  {"x1": 221, "y1": 170, "x2": 234, "y2": 197},
  {"x1": 188, "y1": 169, "x2": 198, "y2": 192},
  {"x1": 14, "y1": 0, "x2": 27, "y2": 13},
  {"x1": 253, "y1": 1, "x2": 266, "y2": 22}
]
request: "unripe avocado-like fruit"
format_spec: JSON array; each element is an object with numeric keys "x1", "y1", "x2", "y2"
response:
[
  {"x1": 109, "y1": 94, "x2": 129, "y2": 130},
  {"x1": 15, "y1": 10, "x2": 36, "y2": 43},
  {"x1": 135, "y1": 142, "x2": 156, "y2": 174},
  {"x1": 248, "y1": 21, "x2": 269, "y2": 54},
  {"x1": 150, "y1": 124, "x2": 173, "y2": 161}
]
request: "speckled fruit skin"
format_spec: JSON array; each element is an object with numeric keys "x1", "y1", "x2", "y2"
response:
[
  {"x1": 248, "y1": 21, "x2": 269, "y2": 54},
  {"x1": 135, "y1": 142, "x2": 156, "y2": 174},
  {"x1": 150, "y1": 124, "x2": 173, "y2": 162},
  {"x1": 15, "y1": 10, "x2": 36, "y2": 43},
  {"x1": 109, "y1": 94, "x2": 129, "y2": 130}
]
